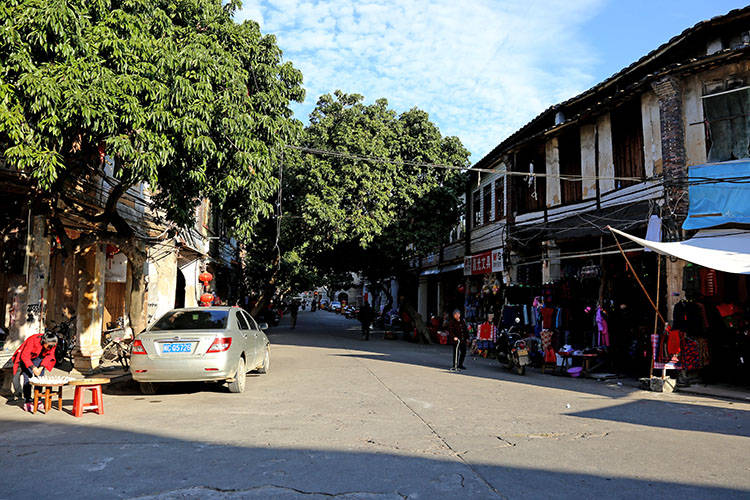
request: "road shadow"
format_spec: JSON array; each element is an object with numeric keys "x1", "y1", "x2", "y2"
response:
[
  {"x1": 568, "y1": 399, "x2": 750, "y2": 438},
  {"x1": 270, "y1": 312, "x2": 642, "y2": 401},
  {"x1": 0, "y1": 419, "x2": 746, "y2": 499}
]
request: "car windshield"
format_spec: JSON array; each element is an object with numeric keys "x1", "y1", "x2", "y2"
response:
[{"x1": 151, "y1": 310, "x2": 228, "y2": 330}]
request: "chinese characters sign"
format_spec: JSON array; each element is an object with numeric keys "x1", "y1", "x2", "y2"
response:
[{"x1": 464, "y1": 249, "x2": 503, "y2": 275}]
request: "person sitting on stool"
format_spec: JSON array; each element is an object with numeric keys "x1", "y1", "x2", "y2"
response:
[
  {"x1": 11, "y1": 331, "x2": 57, "y2": 412},
  {"x1": 448, "y1": 309, "x2": 469, "y2": 370}
]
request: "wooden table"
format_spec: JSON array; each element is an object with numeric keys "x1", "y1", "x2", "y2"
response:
[
  {"x1": 31, "y1": 383, "x2": 65, "y2": 414},
  {"x1": 67, "y1": 377, "x2": 111, "y2": 386}
]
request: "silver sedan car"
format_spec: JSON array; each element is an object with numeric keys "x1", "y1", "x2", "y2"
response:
[{"x1": 130, "y1": 307, "x2": 270, "y2": 394}]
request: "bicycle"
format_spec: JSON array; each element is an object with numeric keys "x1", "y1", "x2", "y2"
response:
[
  {"x1": 48, "y1": 316, "x2": 77, "y2": 369},
  {"x1": 101, "y1": 319, "x2": 131, "y2": 370}
]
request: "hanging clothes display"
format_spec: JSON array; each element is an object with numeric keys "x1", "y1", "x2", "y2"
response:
[{"x1": 595, "y1": 306, "x2": 609, "y2": 347}]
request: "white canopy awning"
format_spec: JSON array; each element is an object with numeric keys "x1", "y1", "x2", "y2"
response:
[{"x1": 609, "y1": 227, "x2": 750, "y2": 275}]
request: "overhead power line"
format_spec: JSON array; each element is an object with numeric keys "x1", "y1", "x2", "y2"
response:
[{"x1": 287, "y1": 144, "x2": 656, "y2": 182}]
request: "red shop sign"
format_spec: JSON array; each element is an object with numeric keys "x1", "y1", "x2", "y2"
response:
[{"x1": 464, "y1": 251, "x2": 492, "y2": 275}]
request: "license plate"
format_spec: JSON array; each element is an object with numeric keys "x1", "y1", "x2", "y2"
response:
[
  {"x1": 517, "y1": 349, "x2": 528, "y2": 356},
  {"x1": 163, "y1": 342, "x2": 192, "y2": 353}
]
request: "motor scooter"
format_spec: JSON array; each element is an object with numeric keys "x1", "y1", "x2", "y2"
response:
[{"x1": 496, "y1": 317, "x2": 530, "y2": 375}]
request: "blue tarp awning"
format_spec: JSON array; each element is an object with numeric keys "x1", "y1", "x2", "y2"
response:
[{"x1": 683, "y1": 160, "x2": 750, "y2": 230}]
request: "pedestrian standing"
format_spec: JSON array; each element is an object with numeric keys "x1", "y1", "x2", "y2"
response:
[
  {"x1": 11, "y1": 332, "x2": 57, "y2": 412},
  {"x1": 448, "y1": 309, "x2": 469, "y2": 370},
  {"x1": 289, "y1": 301, "x2": 299, "y2": 329},
  {"x1": 359, "y1": 302, "x2": 374, "y2": 340}
]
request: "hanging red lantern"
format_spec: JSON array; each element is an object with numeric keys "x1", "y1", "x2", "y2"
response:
[
  {"x1": 199, "y1": 271, "x2": 213, "y2": 284},
  {"x1": 200, "y1": 293, "x2": 214, "y2": 306},
  {"x1": 457, "y1": 284, "x2": 465, "y2": 294}
]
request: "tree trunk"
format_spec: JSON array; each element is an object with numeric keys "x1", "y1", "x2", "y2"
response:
[
  {"x1": 251, "y1": 253, "x2": 281, "y2": 317},
  {"x1": 120, "y1": 239, "x2": 147, "y2": 335}
]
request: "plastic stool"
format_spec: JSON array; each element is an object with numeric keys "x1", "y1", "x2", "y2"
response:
[{"x1": 72, "y1": 384, "x2": 103, "y2": 417}]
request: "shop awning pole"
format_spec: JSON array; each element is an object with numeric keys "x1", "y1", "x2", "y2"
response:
[
  {"x1": 650, "y1": 255, "x2": 661, "y2": 379},
  {"x1": 607, "y1": 226, "x2": 667, "y2": 327}
]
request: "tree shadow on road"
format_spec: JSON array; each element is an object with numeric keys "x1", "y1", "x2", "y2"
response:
[{"x1": 0, "y1": 418, "x2": 747, "y2": 499}]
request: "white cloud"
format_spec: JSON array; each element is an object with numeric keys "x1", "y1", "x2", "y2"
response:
[{"x1": 235, "y1": 0, "x2": 606, "y2": 161}]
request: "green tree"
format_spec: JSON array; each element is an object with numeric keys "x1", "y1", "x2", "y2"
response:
[
  {"x1": 0, "y1": 0, "x2": 303, "y2": 327},
  {"x1": 244, "y1": 91, "x2": 470, "y2": 328}
]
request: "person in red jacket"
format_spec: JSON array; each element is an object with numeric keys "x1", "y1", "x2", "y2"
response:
[{"x1": 11, "y1": 332, "x2": 58, "y2": 412}]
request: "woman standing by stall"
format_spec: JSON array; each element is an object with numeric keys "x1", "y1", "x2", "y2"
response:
[{"x1": 11, "y1": 332, "x2": 57, "y2": 412}]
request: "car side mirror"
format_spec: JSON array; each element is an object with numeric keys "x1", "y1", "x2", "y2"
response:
[{"x1": 259, "y1": 323, "x2": 269, "y2": 331}]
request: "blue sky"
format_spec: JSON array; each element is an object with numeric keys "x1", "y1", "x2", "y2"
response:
[{"x1": 235, "y1": 1, "x2": 749, "y2": 162}]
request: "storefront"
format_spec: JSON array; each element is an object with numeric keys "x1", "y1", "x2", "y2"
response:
[
  {"x1": 463, "y1": 249, "x2": 504, "y2": 324},
  {"x1": 611, "y1": 227, "x2": 750, "y2": 386},
  {"x1": 500, "y1": 239, "x2": 658, "y2": 376}
]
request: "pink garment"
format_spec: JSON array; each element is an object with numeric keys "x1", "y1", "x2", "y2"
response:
[{"x1": 596, "y1": 307, "x2": 609, "y2": 347}]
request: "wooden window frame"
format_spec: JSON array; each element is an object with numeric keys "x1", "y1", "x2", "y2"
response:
[
  {"x1": 482, "y1": 184, "x2": 492, "y2": 224},
  {"x1": 494, "y1": 179, "x2": 504, "y2": 221}
]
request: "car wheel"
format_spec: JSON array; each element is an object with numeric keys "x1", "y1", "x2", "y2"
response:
[
  {"x1": 228, "y1": 357, "x2": 246, "y2": 393},
  {"x1": 139, "y1": 382, "x2": 157, "y2": 395},
  {"x1": 258, "y1": 346, "x2": 270, "y2": 374}
]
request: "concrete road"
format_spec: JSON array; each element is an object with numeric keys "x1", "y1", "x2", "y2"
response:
[{"x1": 1, "y1": 310, "x2": 748, "y2": 499}]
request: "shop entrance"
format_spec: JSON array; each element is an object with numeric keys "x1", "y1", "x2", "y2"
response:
[{"x1": 175, "y1": 269, "x2": 186, "y2": 309}]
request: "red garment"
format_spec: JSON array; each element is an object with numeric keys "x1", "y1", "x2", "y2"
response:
[
  {"x1": 478, "y1": 322, "x2": 493, "y2": 340},
  {"x1": 667, "y1": 329, "x2": 682, "y2": 356},
  {"x1": 541, "y1": 308, "x2": 555, "y2": 329},
  {"x1": 11, "y1": 334, "x2": 56, "y2": 375}
]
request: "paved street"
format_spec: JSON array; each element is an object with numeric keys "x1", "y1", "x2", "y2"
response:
[{"x1": 1, "y1": 310, "x2": 748, "y2": 499}]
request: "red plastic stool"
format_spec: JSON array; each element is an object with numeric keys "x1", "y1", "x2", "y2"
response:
[{"x1": 69, "y1": 378, "x2": 109, "y2": 417}]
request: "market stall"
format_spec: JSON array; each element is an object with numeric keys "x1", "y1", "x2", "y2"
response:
[{"x1": 609, "y1": 227, "x2": 750, "y2": 386}]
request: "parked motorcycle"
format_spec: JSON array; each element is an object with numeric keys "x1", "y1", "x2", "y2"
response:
[{"x1": 496, "y1": 318, "x2": 529, "y2": 375}]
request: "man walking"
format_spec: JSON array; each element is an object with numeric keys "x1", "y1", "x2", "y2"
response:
[
  {"x1": 359, "y1": 302, "x2": 374, "y2": 340},
  {"x1": 448, "y1": 309, "x2": 469, "y2": 370}
]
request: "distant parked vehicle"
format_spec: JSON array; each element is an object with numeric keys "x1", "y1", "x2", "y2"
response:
[
  {"x1": 330, "y1": 301, "x2": 342, "y2": 313},
  {"x1": 344, "y1": 305, "x2": 360, "y2": 319},
  {"x1": 130, "y1": 307, "x2": 270, "y2": 394}
]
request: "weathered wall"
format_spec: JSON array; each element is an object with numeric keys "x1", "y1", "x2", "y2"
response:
[
  {"x1": 3, "y1": 215, "x2": 51, "y2": 350},
  {"x1": 46, "y1": 252, "x2": 77, "y2": 326},
  {"x1": 179, "y1": 259, "x2": 201, "y2": 308},
  {"x1": 545, "y1": 136, "x2": 561, "y2": 206},
  {"x1": 146, "y1": 242, "x2": 177, "y2": 326},
  {"x1": 641, "y1": 91, "x2": 663, "y2": 177},
  {"x1": 580, "y1": 123, "x2": 597, "y2": 199},
  {"x1": 682, "y1": 74, "x2": 708, "y2": 167},
  {"x1": 597, "y1": 113, "x2": 615, "y2": 193},
  {"x1": 75, "y1": 244, "x2": 106, "y2": 372},
  {"x1": 682, "y1": 61, "x2": 750, "y2": 167},
  {"x1": 3, "y1": 275, "x2": 26, "y2": 351}
]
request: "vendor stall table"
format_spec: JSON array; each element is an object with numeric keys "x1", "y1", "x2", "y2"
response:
[
  {"x1": 556, "y1": 352, "x2": 601, "y2": 376},
  {"x1": 31, "y1": 383, "x2": 65, "y2": 414}
]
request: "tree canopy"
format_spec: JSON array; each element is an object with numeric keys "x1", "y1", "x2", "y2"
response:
[
  {"x1": 0, "y1": 0, "x2": 304, "y2": 242},
  {"x1": 243, "y1": 91, "x2": 470, "y2": 303}
]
